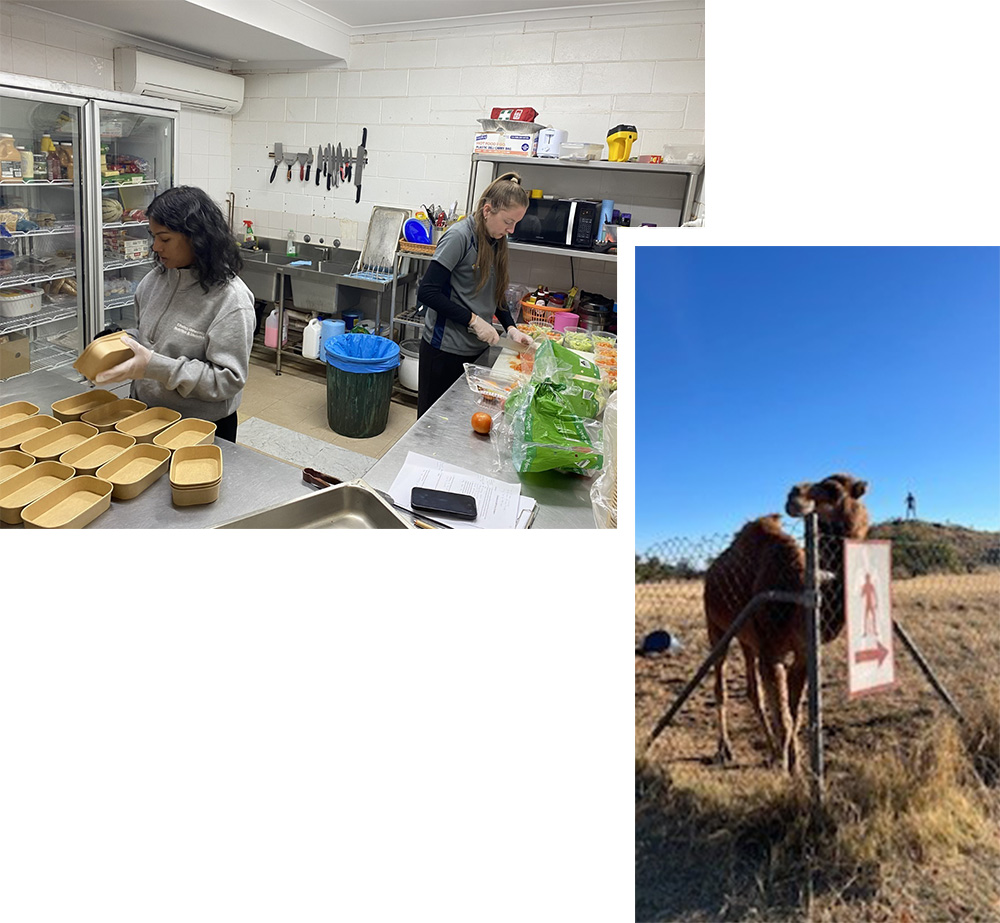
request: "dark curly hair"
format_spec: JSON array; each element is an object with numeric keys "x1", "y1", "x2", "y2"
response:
[{"x1": 146, "y1": 186, "x2": 242, "y2": 292}]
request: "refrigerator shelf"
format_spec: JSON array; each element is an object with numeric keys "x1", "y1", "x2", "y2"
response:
[
  {"x1": 101, "y1": 221, "x2": 148, "y2": 231},
  {"x1": 1, "y1": 270, "x2": 76, "y2": 291},
  {"x1": 103, "y1": 256, "x2": 154, "y2": 272},
  {"x1": 103, "y1": 295, "x2": 136, "y2": 311},
  {"x1": 2, "y1": 223, "x2": 76, "y2": 239},
  {"x1": 0, "y1": 301, "x2": 79, "y2": 336},
  {"x1": 101, "y1": 180, "x2": 159, "y2": 189}
]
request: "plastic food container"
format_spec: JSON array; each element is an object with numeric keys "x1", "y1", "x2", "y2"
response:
[
  {"x1": 114, "y1": 406, "x2": 182, "y2": 443},
  {"x1": 562, "y1": 326, "x2": 595, "y2": 353},
  {"x1": 592, "y1": 330, "x2": 617, "y2": 348},
  {"x1": 0, "y1": 449, "x2": 35, "y2": 484},
  {"x1": 19, "y1": 421, "x2": 98, "y2": 461},
  {"x1": 662, "y1": 143, "x2": 705, "y2": 165},
  {"x1": 59, "y1": 431, "x2": 136, "y2": 476},
  {"x1": 73, "y1": 331, "x2": 134, "y2": 381},
  {"x1": 80, "y1": 398, "x2": 147, "y2": 432},
  {"x1": 50, "y1": 389, "x2": 119, "y2": 422},
  {"x1": 95, "y1": 443, "x2": 171, "y2": 499},
  {"x1": 0, "y1": 400, "x2": 40, "y2": 425},
  {"x1": 21, "y1": 475, "x2": 113, "y2": 528},
  {"x1": 0, "y1": 414, "x2": 61, "y2": 451},
  {"x1": 153, "y1": 418, "x2": 217, "y2": 451},
  {"x1": 0, "y1": 460, "x2": 75, "y2": 524},
  {"x1": 0, "y1": 285, "x2": 43, "y2": 318},
  {"x1": 0, "y1": 249, "x2": 13, "y2": 273},
  {"x1": 559, "y1": 141, "x2": 604, "y2": 162}
]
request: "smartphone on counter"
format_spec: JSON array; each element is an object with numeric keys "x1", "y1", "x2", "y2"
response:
[{"x1": 410, "y1": 487, "x2": 478, "y2": 521}]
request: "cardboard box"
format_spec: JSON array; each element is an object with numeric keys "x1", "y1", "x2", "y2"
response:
[
  {"x1": 474, "y1": 131, "x2": 539, "y2": 157},
  {"x1": 0, "y1": 333, "x2": 30, "y2": 379}
]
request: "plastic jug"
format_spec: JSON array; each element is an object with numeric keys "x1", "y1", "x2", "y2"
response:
[
  {"x1": 264, "y1": 309, "x2": 288, "y2": 348},
  {"x1": 320, "y1": 318, "x2": 345, "y2": 362},
  {"x1": 301, "y1": 317, "x2": 322, "y2": 359},
  {"x1": 0, "y1": 134, "x2": 22, "y2": 183}
]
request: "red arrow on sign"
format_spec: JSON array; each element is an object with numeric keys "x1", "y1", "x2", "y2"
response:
[{"x1": 855, "y1": 640, "x2": 889, "y2": 667}]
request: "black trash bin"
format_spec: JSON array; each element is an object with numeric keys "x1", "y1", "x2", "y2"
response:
[{"x1": 324, "y1": 333, "x2": 400, "y2": 438}]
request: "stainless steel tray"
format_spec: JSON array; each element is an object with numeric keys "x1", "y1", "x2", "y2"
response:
[{"x1": 214, "y1": 482, "x2": 414, "y2": 529}]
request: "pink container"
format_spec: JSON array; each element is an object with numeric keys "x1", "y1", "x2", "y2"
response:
[{"x1": 552, "y1": 311, "x2": 580, "y2": 332}]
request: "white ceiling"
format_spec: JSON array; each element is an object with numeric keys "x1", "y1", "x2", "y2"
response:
[{"x1": 19, "y1": 0, "x2": 672, "y2": 70}]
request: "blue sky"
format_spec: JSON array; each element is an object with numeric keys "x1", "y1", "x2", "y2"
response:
[{"x1": 635, "y1": 246, "x2": 1000, "y2": 549}]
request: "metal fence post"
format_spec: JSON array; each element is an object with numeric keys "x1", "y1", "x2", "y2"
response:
[{"x1": 804, "y1": 512, "x2": 824, "y2": 803}]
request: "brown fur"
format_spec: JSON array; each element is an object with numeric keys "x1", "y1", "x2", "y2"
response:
[{"x1": 704, "y1": 474, "x2": 870, "y2": 772}]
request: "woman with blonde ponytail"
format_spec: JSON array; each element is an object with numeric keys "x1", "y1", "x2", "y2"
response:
[{"x1": 415, "y1": 171, "x2": 533, "y2": 416}]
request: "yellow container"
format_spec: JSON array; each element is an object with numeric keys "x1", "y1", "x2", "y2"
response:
[
  {"x1": 20, "y1": 421, "x2": 98, "y2": 461},
  {"x1": 50, "y1": 389, "x2": 119, "y2": 422},
  {"x1": 153, "y1": 418, "x2": 217, "y2": 451},
  {"x1": 80, "y1": 398, "x2": 147, "y2": 433},
  {"x1": 0, "y1": 449, "x2": 35, "y2": 483},
  {"x1": 59, "y1": 431, "x2": 136, "y2": 476},
  {"x1": 0, "y1": 414, "x2": 60, "y2": 450},
  {"x1": 114, "y1": 406, "x2": 182, "y2": 443},
  {"x1": 21, "y1": 475, "x2": 113, "y2": 528},
  {"x1": 0, "y1": 460, "x2": 75, "y2": 524},
  {"x1": 606, "y1": 124, "x2": 637, "y2": 162},
  {"x1": 95, "y1": 443, "x2": 171, "y2": 499},
  {"x1": 0, "y1": 400, "x2": 39, "y2": 425}
]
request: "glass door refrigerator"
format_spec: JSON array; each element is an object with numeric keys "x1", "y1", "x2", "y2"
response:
[{"x1": 0, "y1": 72, "x2": 178, "y2": 384}]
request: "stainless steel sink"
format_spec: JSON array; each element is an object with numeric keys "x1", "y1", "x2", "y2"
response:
[{"x1": 214, "y1": 482, "x2": 415, "y2": 529}]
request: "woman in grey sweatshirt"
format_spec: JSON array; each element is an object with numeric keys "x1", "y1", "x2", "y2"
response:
[{"x1": 95, "y1": 186, "x2": 254, "y2": 442}]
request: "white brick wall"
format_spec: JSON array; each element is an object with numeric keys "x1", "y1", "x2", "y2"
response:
[{"x1": 2, "y1": 2, "x2": 705, "y2": 301}]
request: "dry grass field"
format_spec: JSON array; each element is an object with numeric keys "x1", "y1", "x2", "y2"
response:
[{"x1": 636, "y1": 571, "x2": 1000, "y2": 922}]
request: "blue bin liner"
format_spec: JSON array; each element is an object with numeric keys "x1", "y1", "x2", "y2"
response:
[{"x1": 324, "y1": 332, "x2": 400, "y2": 373}]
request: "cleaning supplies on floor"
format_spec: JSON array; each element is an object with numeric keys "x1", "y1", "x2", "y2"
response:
[
  {"x1": 302, "y1": 317, "x2": 322, "y2": 359},
  {"x1": 264, "y1": 309, "x2": 288, "y2": 348}
]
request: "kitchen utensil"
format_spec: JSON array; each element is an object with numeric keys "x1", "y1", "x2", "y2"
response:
[
  {"x1": 373, "y1": 488, "x2": 452, "y2": 530},
  {"x1": 326, "y1": 144, "x2": 332, "y2": 191},
  {"x1": 316, "y1": 142, "x2": 323, "y2": 185},
  {"x1": 302, "y1": 467, "x2": 343, "y2": 489},
  {"x1": 270, "y1": 142, "x2": 282, "y2": 183},
  {"x1": 403, "y1": 219, "x2": 431, "y2": 244},
  {"x1": 304, "y1": 147, "x2": 313, "y2": 182},
  {"x1": 335, "y1": 142, "x2": 342, "y2": 188},
  {"x1": 497, "y1": 335, "x2": 532, "y2": 354},
  {"x1": 354, "y1": 128, "x2": 367, "y2": 203}
]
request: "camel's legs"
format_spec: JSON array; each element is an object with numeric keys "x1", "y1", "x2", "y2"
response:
[
  {"x1": 707, "y1": 620, "x2": 734, "y2": 764},
  {"x1": 741, "y1": 642, "x2": 776, "y2": 757},
  {"x1": 785, "y1": 660, "x2": 809, "y2": 773},
  {"x1": 758, "y1": 656, "x2": 793, "y2": 772}
]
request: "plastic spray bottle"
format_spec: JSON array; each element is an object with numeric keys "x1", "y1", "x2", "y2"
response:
[{"x1": 286, "y1": 230, "x2": 297, "y2": 257}]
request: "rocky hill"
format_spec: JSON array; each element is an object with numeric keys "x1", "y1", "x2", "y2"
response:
[{"x1": 868, "y1": 519, "x2": 1000, "y2": 577}]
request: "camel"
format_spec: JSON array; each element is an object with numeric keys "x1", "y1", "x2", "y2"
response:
[{"x1": 703, "y1": 474, "x2": 869, "y2": 772}]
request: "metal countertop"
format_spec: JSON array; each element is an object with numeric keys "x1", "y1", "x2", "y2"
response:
[
  {"x1": 1, "y1": 369, "x2": 311, "y2": 529},
  {"x1": 364, "y1": 346, "x2": 599, "y2": 530}
]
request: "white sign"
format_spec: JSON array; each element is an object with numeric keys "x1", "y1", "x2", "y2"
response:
[{"x1": 844, "y1": 540, "x2": 896, "y2": 697}]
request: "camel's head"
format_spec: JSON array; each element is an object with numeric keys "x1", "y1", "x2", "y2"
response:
[{"x1": 785, "y1": 473, "x2": 870, "y2": 538}]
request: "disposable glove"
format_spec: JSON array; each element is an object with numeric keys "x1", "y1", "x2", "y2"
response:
[
  {"x1": 94, "y1": 334, "x2": 152, "y2": 384},
  {"x1": 468, "y1": 313, "x2": 499, "y2": 346},
  {"x1": 505, "y1": 326, "x2": 534, "y2": 350}
]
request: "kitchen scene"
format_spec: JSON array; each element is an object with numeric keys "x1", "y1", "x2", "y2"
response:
[{"x1": 0, "y1": 0, "x2": 704, "y2": 529}]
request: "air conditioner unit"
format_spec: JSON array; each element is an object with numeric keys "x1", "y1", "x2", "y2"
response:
[{"x1": 114, "y1": 48, "x2": 244, "y2": 114}]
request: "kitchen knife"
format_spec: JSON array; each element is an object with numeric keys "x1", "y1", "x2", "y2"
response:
[
  {"x1": 344, "y1": 147, "x2": 351, "y2": 183},
  {"x1": 354, "y1": 128, "x2": 367, "y2": 203},
  {"x1": 269, "y1": 142, "x2": 282, "y2": 183},
  {"x1": 304, "y1": 147, "x2": 313, "y2": 182},
  {"x1": 326, "y1": 143, "x2": 332, "y2": 191},
  {"x1": 497, "y1": 335, "x2": 532, "y2": 354},
  {"x1": 335, "y1": 142, "x2": 342, "y2": 188},
  {"x1": 296, "y1": 151, "x2": 307, "y2": 181}
]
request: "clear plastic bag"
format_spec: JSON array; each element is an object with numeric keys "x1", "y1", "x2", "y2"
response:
[{"x1": 590, "y1": 391, "x2": 617, "y2": 528}]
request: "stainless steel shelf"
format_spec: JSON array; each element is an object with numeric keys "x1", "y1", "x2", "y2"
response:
[{"x1": 472, "y1": 152, "x2": 703, "y2": 176}]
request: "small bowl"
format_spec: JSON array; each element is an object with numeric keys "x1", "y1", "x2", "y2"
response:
[{"x1": 73, "y1": 332, "x2": 135, "y2": 381}]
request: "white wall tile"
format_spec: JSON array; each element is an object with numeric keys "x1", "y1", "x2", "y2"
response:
[
  {"x1": 492, "y1": 32, "x2": 555, "y2": 66},
  {"x1": 459, "y1": 66, "x2": 518, "y2": 97},
  {"x1": 651, "y1": 60, "x2": 705, "y2": 95},
  {"x1": 516, "y1": 63, "x2": 584, "y2": 96},
  {"x1": 554, "y1": 29, "x2": 624, "y2": 63},
  {"x1": 359, "y1": 69, "x2": 408, "y2": 98},
  {"x1": 408, "y1": 67, "x2": 462, "y2": 98},
  {"x1": 435, "y1": 35, "x2": 493, "y2": 67},
  {"x1": 623, "y1": 24, "x2": 701, "y2": 61},
  {"x1": 582, "y1": 61, "x2": 655, "y2": 95},
  {"x1": 385, "y1": 39, "x2": 436, "y2": 69},
  {"x1": 684, "y1": 95, "x2": 705, "y2": 130}
]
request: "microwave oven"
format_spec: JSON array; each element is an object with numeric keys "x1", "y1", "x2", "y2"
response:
[{"x1": 510, "y1": 197, "x2": 600, "y2": 249}]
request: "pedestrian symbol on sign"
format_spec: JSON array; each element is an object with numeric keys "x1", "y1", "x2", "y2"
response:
[{"x1": 845, "y1": 541, "x2": 896, "y2": 696}]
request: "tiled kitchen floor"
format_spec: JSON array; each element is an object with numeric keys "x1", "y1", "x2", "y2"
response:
[{"x1": 236, "y1": 354, "x2": 416, "y2": 472}]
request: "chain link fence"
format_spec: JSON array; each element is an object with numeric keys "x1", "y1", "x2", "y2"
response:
[{"x1": 636, "y1": 521, "x2": 1000, "y2": 778}]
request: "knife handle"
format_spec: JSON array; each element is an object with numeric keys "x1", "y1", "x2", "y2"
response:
[
  {"x1": 305, "y1": 164, "x2": 311, "y2": 181},
  {"x1": 269, "y1": 161, "x2": 278, "y2": 183},
  {"x1": 286, "y1": 163, "x2": 292, "y2": 181},
  {"x1": 327, "y1": 171, "x2": 331, "y2": 191}
]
